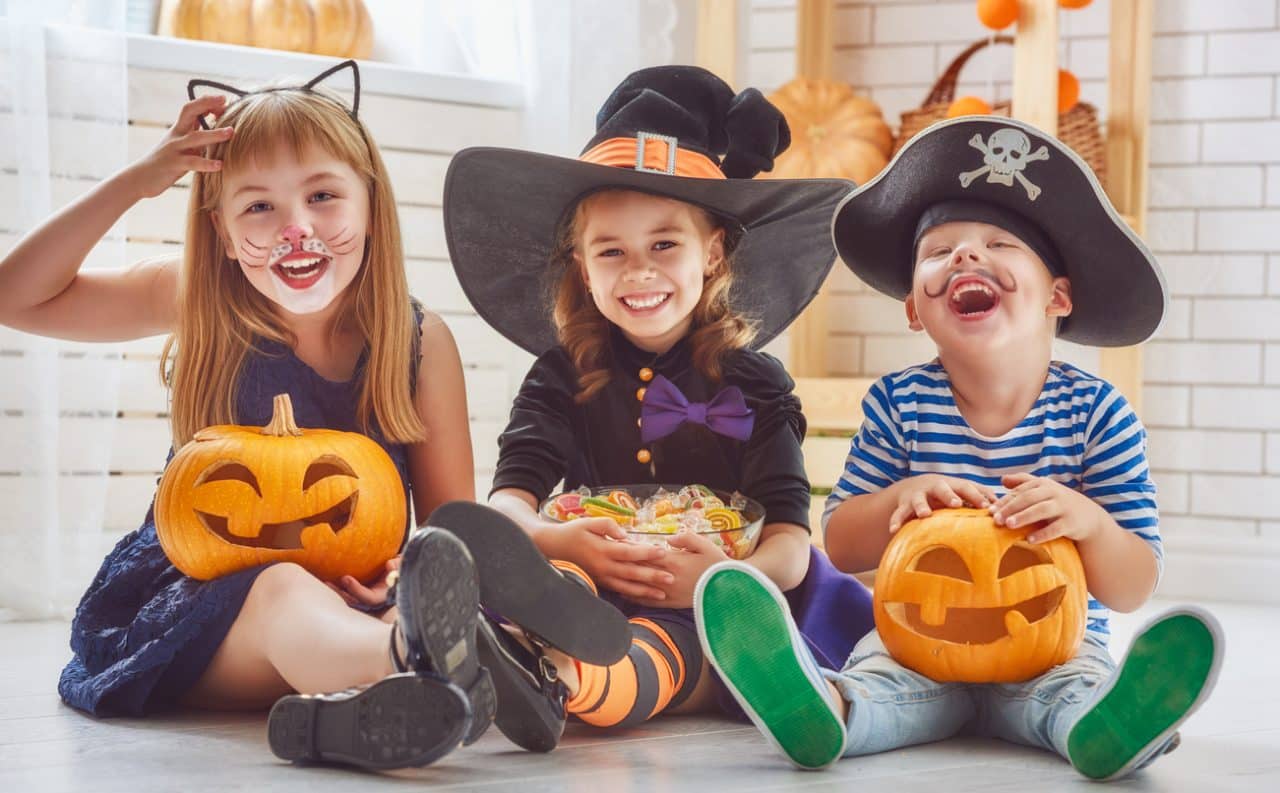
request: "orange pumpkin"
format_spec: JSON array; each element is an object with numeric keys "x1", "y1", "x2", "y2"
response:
[
  {"x1": 976, "y1": 0, "x2": 1019, "y2": 30},
  {"x1": 873, "y1": 508, "x2": 1087, "y2": 683},
  {"x1": 159, "y1": 0, "x2": 374, "y2": 59},
  {"x1": 155, "y1": 393, "x2": 405, "y2": 582},
  {"x1": 764, "y1": 78, "x2": 894, "y2": 185},
  {"x1": 947, "y1": 95, "x2": 993, "y2": 118},
  {"x1": 1058, "y1": 69, "x2": 1081, "y2": 113}
]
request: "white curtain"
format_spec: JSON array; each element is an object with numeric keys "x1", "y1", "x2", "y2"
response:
[
  {"x1": 436, "y1": 0, "x2": 678, "y2": 156},
  {"x1": 0, "y1": 1, "x2": 128, "y2": 620}
]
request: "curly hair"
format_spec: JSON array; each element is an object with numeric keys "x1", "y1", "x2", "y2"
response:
[{"x1": 551, "y1": 190, "x2": 756, "y2": 403}]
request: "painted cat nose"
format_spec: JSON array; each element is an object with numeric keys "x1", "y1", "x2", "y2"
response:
[{"x1": 280, "y1": 225, "x2": 309, "y2": 245}]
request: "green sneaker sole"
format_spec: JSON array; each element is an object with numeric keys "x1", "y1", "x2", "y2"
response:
[
  {"x1": 697, "y1": 565, "x2": 846, "y2": 770},
  {"x1": 1067, "y1": 609, "x2": 1221, "y2": 780}
]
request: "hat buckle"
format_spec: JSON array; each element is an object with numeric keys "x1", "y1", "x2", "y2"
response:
[
  {"x1": 634, "y1": 131, "x2": 680, "y2": 175},
  {"x1": 958, "y1": 128, "x2": 1049, "y2": 201}
]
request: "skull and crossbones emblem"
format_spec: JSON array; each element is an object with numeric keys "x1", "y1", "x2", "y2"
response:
[{"x1": 958, "y1": 128, "x2": 1050, "y2": 201}]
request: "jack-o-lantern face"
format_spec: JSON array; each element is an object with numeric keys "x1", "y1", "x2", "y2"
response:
[
  {"x1": 155, "y1": 394, "x2": 405, "y2": 582},
  {"x1": 873, "y1": 508, "x2": 1086, "y2": 683}
]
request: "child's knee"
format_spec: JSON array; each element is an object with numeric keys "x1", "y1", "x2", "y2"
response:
[{"x1": 250, "y1": 562, "x2": 323, "y2": 602}]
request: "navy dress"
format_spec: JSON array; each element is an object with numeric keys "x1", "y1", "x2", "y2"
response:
[
  {"x1": 59, "y1": 314, "x2": 419, "y2": 717},
  {"x1": 492, "y1": 327, "x2": 875, "y2": 679}
]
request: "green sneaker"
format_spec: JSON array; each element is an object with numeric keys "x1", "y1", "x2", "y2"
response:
[
  {"x1": 1067, "y1": 606, "x2": 1223, "y2": 781},
  {"x1": 694, "y1": 562, "x2": 847, "y2": 770}
]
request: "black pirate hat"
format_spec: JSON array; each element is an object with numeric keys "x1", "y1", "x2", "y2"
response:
[
  {"x1": 443, "y1": 65, "x2": 854, "y2": 356},
  {"x1": 833, "y1": 116, "x2": 1167, "y2": 347}
]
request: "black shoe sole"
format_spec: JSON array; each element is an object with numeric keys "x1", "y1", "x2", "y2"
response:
[
  {"x1": 427, "y1": 501, "x2": 632, "y2": 666},
  {"x1": 477, "y1": 619, "x2": 565, "y2": 753},
  {"x1": 399, "y1": 528, "x2": 497, "y2": 745},
  {"x1": 268, "y1": 674, "x2": 470, "y2": 770}
]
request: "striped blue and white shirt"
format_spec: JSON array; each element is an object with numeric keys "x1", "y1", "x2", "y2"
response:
[{"x1": 822, "y1": 361, "x2": 1162, "y2": 645}]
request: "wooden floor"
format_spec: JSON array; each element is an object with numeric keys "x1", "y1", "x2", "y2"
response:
[{"x1": 2, "y1": 599, "x2": 1277, "y2": 792}]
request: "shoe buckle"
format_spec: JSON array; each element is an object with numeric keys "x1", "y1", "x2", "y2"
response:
[{"x1": 538, "y1": 654, "x2": 559, "y2": 683}]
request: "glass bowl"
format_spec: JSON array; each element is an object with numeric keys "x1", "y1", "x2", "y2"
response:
[{"x1": 540, "y1": 483, "x2": 765, "y2": 560}]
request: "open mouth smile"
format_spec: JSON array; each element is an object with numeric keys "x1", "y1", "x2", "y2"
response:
[
  {"x1": 619, "y1": 292, "x2": 672, "y2": 313},
  {"x1": 271, "y1": 254, "x2": 332, "y2": 290},
  {"x1": 197, "y1": 491, "x2": 358, "y2": 550},
  {"x1": 946, "y1": 276, "x2": 1001, "y2": 320}
]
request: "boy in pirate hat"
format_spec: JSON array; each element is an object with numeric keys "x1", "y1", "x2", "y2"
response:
[
  {"x1": 440, "y1": 65, "x2": 875, "y2": 750},
  {"x1": 694, "y1": 116, "x2": 1224, "y2": 778}
]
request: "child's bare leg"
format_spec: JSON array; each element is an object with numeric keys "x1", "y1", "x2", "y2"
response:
[{"x1": 183, "y1": 563, "x2": 393, "y2": 709}]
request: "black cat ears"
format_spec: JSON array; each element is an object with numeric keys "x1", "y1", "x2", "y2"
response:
[{"x1": 186, "y1": 59, "x2": 362, "y2": 130}]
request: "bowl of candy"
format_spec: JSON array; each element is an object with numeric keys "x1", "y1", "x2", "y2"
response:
[{"x1": 540, "y1": 484, "x2": 765, "y2": 560}]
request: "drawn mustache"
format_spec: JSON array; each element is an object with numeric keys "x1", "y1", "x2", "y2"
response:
[{"x1": 923, "y1": 267, "x2": 1017, "y2": 299}]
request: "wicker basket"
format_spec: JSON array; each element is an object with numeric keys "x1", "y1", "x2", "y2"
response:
[{"x1": 895, "y1": 36, "x2": 1106, "y2": 183}]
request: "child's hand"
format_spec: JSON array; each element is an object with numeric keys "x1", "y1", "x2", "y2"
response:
[
  {"x1": 124, "y1": 95, "x2": 233, "y2": 199},
  {"x1": 328, "y1": 555, "x2": 401, "y2": 607},
  {"x1": 990, "y1": 473, "x2": 1108, "y2": 543},
  {"x1": 889, "y1": 474, "x2": 998, "y2": 532},
  {"x1": 546, "y1": 517, "x2": 674, "y2": 601},
  {"x1": 628, "y1": 532, "x2": 729, "y2": 610}
]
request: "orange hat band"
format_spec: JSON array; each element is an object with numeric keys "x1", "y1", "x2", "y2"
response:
[{"x1": 579, "y1": 133, "x2": 725, "y2": 180}]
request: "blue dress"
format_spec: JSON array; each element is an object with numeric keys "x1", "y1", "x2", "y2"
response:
[{"x1": 59, "y1": 312, "x2": 419, "y2": 716}]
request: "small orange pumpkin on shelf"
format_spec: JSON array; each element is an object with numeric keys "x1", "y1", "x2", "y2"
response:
[
  {"x1": 155, "y1": 393, "x2": 405, "y2": 582},
  {"x1": 763, "y1": 78, "x2": 894, "y2": 185},
  {"x1": 947, "y1": 95, "x2": 993, "y2": 118},
  {"x1": 873, "y1": 508, "x2": 1087, "y2": 683},
  {"x1": 976, "y1": 0, "x2": 1019, "y2": 30},
  {"x1": 158, "y1": 0, "x2": 374, "y2": 59}
]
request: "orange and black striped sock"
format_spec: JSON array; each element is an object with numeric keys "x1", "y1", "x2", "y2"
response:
[
  {"x1": 566, "y1": 616, "x2": 703, "y2": 728},
  {"x1": 550, "y1": 560, "x2": 597, "y2": 595}
]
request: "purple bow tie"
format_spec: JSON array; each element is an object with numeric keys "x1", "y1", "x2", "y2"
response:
[{"x1": 640, "y1": 374, "x2": 755, "y2": 443}]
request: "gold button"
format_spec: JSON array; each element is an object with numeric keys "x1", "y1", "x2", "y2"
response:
[
  {"x1": 636, "y1": 449, "x2": 652, "y2": 464},
  {"x1": 639, "y1": 367, "x2": 654, "y2": 382},
  {"x1": 636, "y1": 387, "x2": 647, "y2": 402}
]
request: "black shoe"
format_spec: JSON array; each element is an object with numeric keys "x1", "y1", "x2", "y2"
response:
[
  {"x1": 426, "y1": 501, "x2": 631, "y2": 665},
  {"x1": 268, "y1": 673, "x2": 471, "y2": 770},
  {"x1": 392, "y1": 527, "x2": 497, "y2": 745},
  {"x1": 477, "y1": 616, "x2": 569, "y2": 753}
]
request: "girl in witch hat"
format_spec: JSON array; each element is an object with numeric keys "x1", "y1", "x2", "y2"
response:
[
  {"x1": 0, "y1": 60, "x2": 630, "y2": 771},
  {"x1": 694, "y1": 116, "x2": 1223, "y2": 779},
  {"x1": 441, "y1": 65, "x2": 876, "y2": 747}
]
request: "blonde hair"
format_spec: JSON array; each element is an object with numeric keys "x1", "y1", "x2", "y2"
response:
[
  {"x1": 162, "y1": 83, "x2": 424, "y2": 447},
  {"x1": 551, "y1": 190, "x2": 755, "y2": 403}
]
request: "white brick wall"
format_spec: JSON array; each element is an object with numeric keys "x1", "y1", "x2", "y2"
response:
[{"x1": 748, "y1": 0, "x2": 1280, "y2": 601}]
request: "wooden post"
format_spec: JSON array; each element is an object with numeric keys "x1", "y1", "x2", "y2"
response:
[
  {"x1": 788, "y1": 0, "x2": 836, "y2": 377},
  {"x1": 1099, "y1": 0, "x2": 1154, "y2": 416},
  {"x1": 1010, "y1": 0, "x2": 1059, "y2": 134},
  {"x1": 696, "y1": 0, "x2": 739, "y2": 88},
  {"x1": 796, "y1": 0, "x2": 834, "y2": 81}
]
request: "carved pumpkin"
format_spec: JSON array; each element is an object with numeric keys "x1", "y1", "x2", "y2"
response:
[
  {"x1": 158, "y1": 0, "x2": 374, "y2": 59},
  {"x1": 155, "y1": 393, "x2": 405, "y2": 582},
  {"x1": 873, "y1": 508, "x2": 1087, "y2": 683},
  {"x1": 764, "y1": 78, "x2": 894, "y2": 185}
]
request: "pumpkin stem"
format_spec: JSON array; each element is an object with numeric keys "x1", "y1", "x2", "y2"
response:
[{"x1": 263, "y1": 394, "x2": 303, "y2": 437}]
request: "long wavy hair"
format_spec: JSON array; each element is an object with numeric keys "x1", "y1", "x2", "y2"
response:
[
  {"x1": 551, "y1": 190, "x2": 755, "y2": 403},
  {"x1": 161, "y1": 84, "x2": 423, "y2": 447}
]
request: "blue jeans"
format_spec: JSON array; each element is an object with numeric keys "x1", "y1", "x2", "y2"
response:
[{"x1": 823, "y1": 629, "x2": 1172, "y2": 765}]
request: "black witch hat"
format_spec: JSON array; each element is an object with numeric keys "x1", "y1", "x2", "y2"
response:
[{"x1": 443, "y1": 65, "x2": 855, "y2": 356}]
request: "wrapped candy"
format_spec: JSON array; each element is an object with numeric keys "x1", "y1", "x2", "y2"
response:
[{"x1": 541, "y1": 484, "x2": 762, "y2": 559}]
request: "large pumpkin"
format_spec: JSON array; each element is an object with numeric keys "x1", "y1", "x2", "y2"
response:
[
  {"x1": 155, "y1": 393, "x2": 405, "y2": 582},
  {"x1": 873, "y1": 508, "x2": 1087, "y2": 683},
  {"x1": 764, "y1": 78, "x2": 894, "y2": 185},
  {"x1": 158, "y1": 0, "x2": 374, "y2": 59}
]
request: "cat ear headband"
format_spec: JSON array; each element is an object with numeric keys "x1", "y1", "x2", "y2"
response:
[{"x1": 186, "y1": 59, "x2": 361, "y2": 130}]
